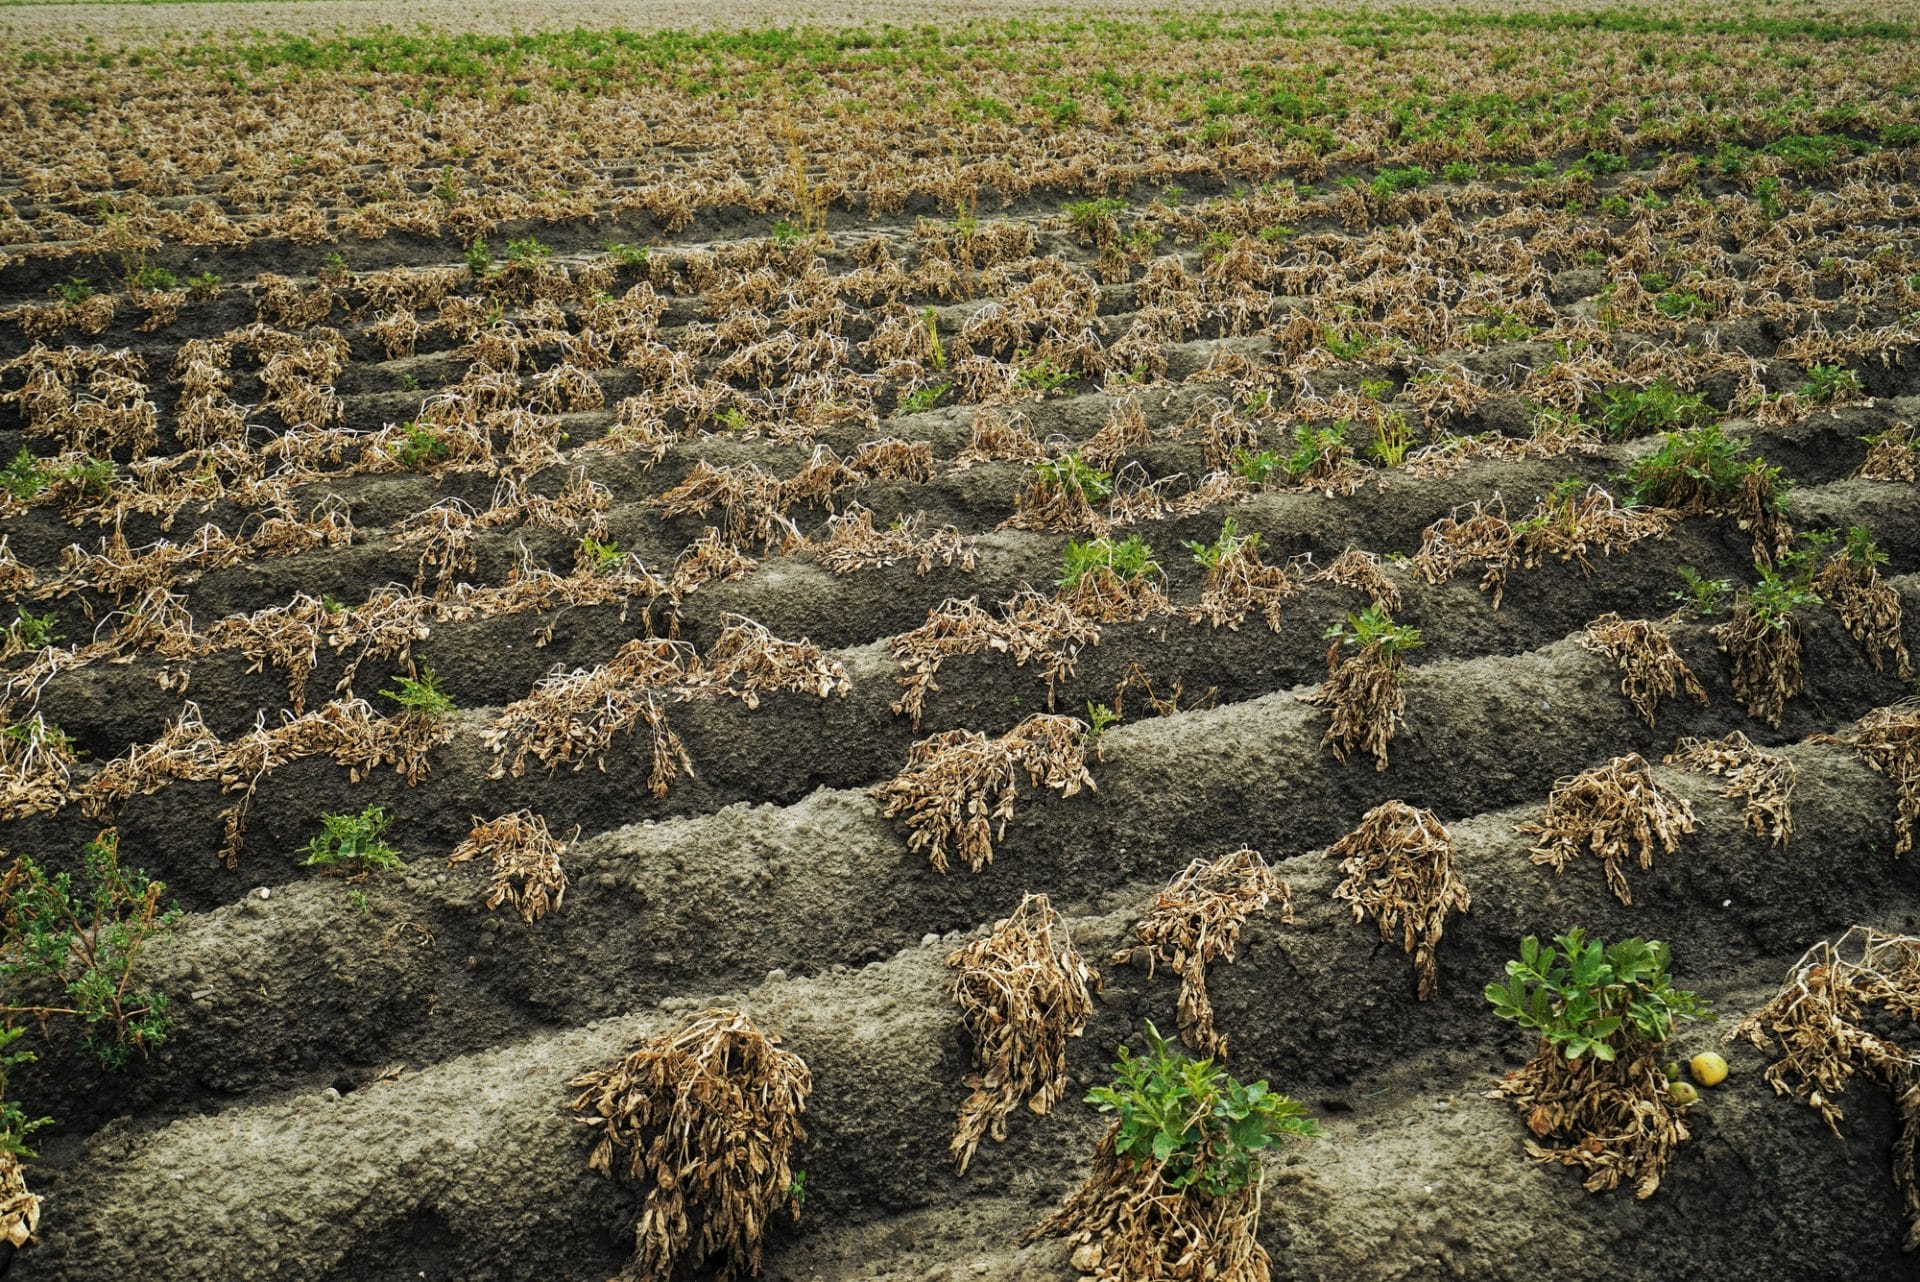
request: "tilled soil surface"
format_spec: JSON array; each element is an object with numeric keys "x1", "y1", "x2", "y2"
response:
[{"x1": 4, "y1": 7, "x2": 1920, "y2": 1281}]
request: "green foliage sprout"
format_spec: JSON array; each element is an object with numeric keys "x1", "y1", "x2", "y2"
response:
[
  {"x1": 1486, "y1": 930, "x2": 1709, "y2": 1063},
  {"x1": 1184, "y1": 517, "x2": 1259, "y2": 570},
  {"x1": 1059, "y1": 535, "x2": 1158, "y2": 587},
  {"x1": 1324, "y1": 603, "x2": 1423, "y2": 665},
  {"x1": 1669, "y1": 566, "x2": 1732, "y2": 617},
  {"x1": 1598, "y1": 378, "x2": 1712, "y2": 440},
  {"x1": 1033, "y1": 452, "x2": 1112, "y2": 503},
  {"x1": 0, "y1": 450, "x2": 48, "y2": 502},
  {"x1": 380, "y1": 664, "x2": 454, "y2": 717},
  {"x1": 303, "y1": 806, "x2": 405, "y2": 875},
  {"x1": 1, "y1": 830, "x2": 180, "y2": 1071},
  {"x1": 1087, "y1": 1022, "x2": 1319, "y2": 1198},
  {"x1": 1799, "y1": 363, "x2": 1862, "y2": 404}
]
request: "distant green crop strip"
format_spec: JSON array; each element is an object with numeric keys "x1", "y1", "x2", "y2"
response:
[{"x1": 3, "y1": 6, "x2": 1915, "y2": 75}]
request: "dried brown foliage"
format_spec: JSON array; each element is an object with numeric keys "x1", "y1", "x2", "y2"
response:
[
  {"x1": 811, "y1": 504, "x2": 977, "y2": 576},
  {"x1": 1816, "y1": 549, "x2": 1913, "y2": 680},
  {"x1": 1516, "y1": 484, "x2": 1671, "y2": 571},
  {"x1": 569, "y1": 1009, "x2": 810, "y2": 1282},
  {"x1": 888, "y1": 592, "x2": 1098, "y2": 729},
  {"x1": 1328, "y1": 802, "x2": 1470, "y2": 1000},
  {"x1": 952, "y1": 407, "x2": 1044, "y2": 470},
  {"x1": 1491, "y1": 1042, "x2": 1689, "y2": 1199},
  {"x1": 1664, "y1": 731, "x2": 1796, "y2": 845},
  {"x1": 1059, "y1": 563, "x2": 1169, "y2": 625},
  {"x1": 1413, "y1": 496, "x2": 1516, "y2": 607},
  {"x1": 705, "y1": 614, "x2": 851, "y2": 707},
  {"x1": 1111, "y1": 848, "x2": 1289, "y2": 1058},
  {"x1": 1580, "y1": 613, "x2": 1707, "y2": 728},
  {"x1": 1307, "y1": 547, "x2": 1401, "y2": 611},
  {"x1": 0, "y1": 714, "x2": 79, "y2": 821},
  {"x1": 1031, "y1": 1127, "x2": 1271, "y2": 1282},
  {"x1": 870, "y1": 714, "x2": 1093, "y2": 874},
  {"x1": 1712, "y1": 598, "x2": 1804, "y2": 729},
  {"x1": 1300, "y1": 639, "x2": 1409, "y2": 773},
  {"x1": 0, "y1": 1151, "x2": 37, "y2": 1251},
  {"x1": 1181, "y1": 540, "x2": 1295, "y2": 633},
  {"x1": 1733, "y1": 927, "x2": 1920, "y2": 1249},
  {"x1": 447, "y1": 809, "x2": 574, "y2": 923},
  {"x1": 485, "y1": 638, "x2": 697, "y2": 794},
  {"x1": 1855, "y1": 423, "x2": 1919, "y2": 482},
  {"x1": 81, "y1": 696, "x2": 447, "y2": 865},
  {"x1": 947, "y1": 893, "x2": 1099, "y2": 1175},
  {"x1": 1517, "y1": 754, "x2": 1695, "y2": 906},
  {"x1": 1821, "y1": 702, "x2": 1920, "y2": 856}
]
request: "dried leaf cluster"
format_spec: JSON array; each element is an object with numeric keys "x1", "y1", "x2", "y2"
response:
[
  {"x1": 1580, "y1": 612, "x2": 1707, "y2": 728},
  {"x1": 1491, "y1": 1043, "x2": 1689, "y2": 1199},
  {"x1": 1112, "y1": 848, "x2": 1290, "y2": 1057},
  {"x1": 1733, "y1": 928, "x2": 1920, "y2": 1249},
  {"x1": 1032, "y1": 1127, "x2": 1271, "y2": 1282},
  {"x1": 569, "y1": 1009, "x2": 810, "y2": 1282},
  {"x1": 1301, "y1": 637, "x2": 1409, "y2": 772},
  {"x1": 1822, "y1": 703, "x2": 1920, "y2": 856},
  {"x1": 1328, "y1": 802, "x2": 1471, "y2": 999},
  {"x1": 870, "y1": 714, "x2": 1094, "y2": 874},
  {"x1": 1518, "y1": 754, "x2": 1695, "y2": 906},
  {"x1": 947, "y1": 893, "x2": 1099, "y2": 1174},
  {"x1": 1664, "y1": 731, "x2": 1796, "y2": 845},
  {"x1": 447, "y1": 809, "x2": 575, "y2": 923}
]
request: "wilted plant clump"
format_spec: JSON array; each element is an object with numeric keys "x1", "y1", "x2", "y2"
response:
[
  {"x1": 1009, "y1": 451, "x2": 1112, "y2": 533},
  {"x1": 1735, "y1": 928, "x2": 1920, "y2": 1248},
  {"x1": 1031, "y1": 1022, "x2": 1318, "y2": 1282},
  {"x1": 1713, "y1": 559, "x2": 1820, "y2": 728},
  {"x1": 1664, "y1": 731, "x2": 1796, "y2": 845},
  {"x1": 947, "y1": 893, "x2": 1099, "y2": 1174},
  {"x1": 484, "y1": 638, "x2": 699, "y2": 792},
  {"x1": 569, "y1": 1009, "x2": 810, "y2": 1282},
  {"x1": 1412, "y1": 495, "x2": 1516, "y2": 607},
  {"x1": 1308, "y1": 546, "x2": 1401, "y2": 611},
  {"x1": 1180, "y1": 518, "x2": 1295, "y2": 632},
  {"x1": 1111, "y1": 848, "x2": 1289, "y2": 1057},
  {"x1": 1514, "y1": 482, "x2": 1672, "y2": 571},
  {"x1": 888, "y1": 592, "x2": 1098, "y2": 729},
  {"x1": 1328, "y1": 802, "x2": 1470, "y2": 999},
  {"x1": 1814, "y1": 527, "x2": 1911, "y2": 679},
  {"x1": 811, "y1": 504, "x2": 978, "y2": 576},
  {"x1": 1580, "y1": 613, "x2": 1707, "y2": 728},
  {"x1": 1517, "y1": 754, "x2": 1695, "y2": 906},
  {"x1": 872, "y1": 714, "x2": 1094, "y2": 873},
  {"x1": 1820, "y1": 702, "x2": 1920, "y2": 856},
  {"x1": 1057, "y1": 534, "x2": 1166, "y2": 622},
  {"x1": 1301, "y1": 604, "x2": 1421, "y2": 771},
  {"x1": 447, "y1": 809, "x2": 574, "y2": 923},
  {"x1": 1487, "y1": 931, "x2": 1709, "y2": 1198}
]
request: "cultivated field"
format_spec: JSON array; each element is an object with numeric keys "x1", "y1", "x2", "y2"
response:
[{"x1": 2, "y1": 4, "x2": 1920, "y2": 1280}]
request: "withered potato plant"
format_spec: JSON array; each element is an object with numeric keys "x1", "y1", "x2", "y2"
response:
[
  {"x1": 1517, "y1": 754, "x2": 1695, "y2": 906},
  {"x1": 569, "y1": 1009, "x2": 809, "y2": 1282},
  {"x1": 1734, "y1": 928, "x2": 1920, "y2": 1249},
  {"x1": 446, "y1": 809, "x2": 574, "y2": 923},
  {"x1": 1111, "y1": 848, "x2": 1290, "y2": 1057},
  {"x1": 1328, "y1": 802, "x2": 1470, "y2": 999},
  {"x1": 947, "y1": 892, "x2": 1099, "y2": 1174},
  {"x1": 1301, "y1": 604, "x2": 1421, "y2": 772},
  {"x1": 1580, "y1": 612, "x2": 1707, "y2": 729},
  {"x1": 1664, "y1": 731, "x2": 1796, "y2": 846},
  {"x1": 1820, "y1": 702, "x2": 1920, "y2": 856},
  {"x1": 871, "y1": 713, "x2": 1094, "y2": 873}
]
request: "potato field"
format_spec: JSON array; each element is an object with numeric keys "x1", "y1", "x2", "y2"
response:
[{"x1": 2, "y1": 3, "x2": 1920, "y2": 1279}]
